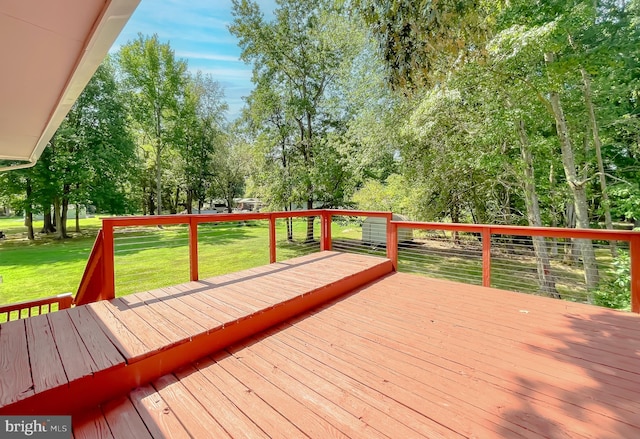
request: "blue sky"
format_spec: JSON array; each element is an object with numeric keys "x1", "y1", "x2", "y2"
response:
[{"x1": 112, "y1": 0, "x2": 277, "y2": 120}]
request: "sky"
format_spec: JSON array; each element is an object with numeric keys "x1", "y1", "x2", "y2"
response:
[{"x1": 112, "y1": 0, "x2": 277, "y2": 120}]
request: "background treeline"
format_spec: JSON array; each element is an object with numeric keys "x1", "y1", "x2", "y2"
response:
[{"x1": 2, "y1": 0, "x2": 640, "y2": 246}]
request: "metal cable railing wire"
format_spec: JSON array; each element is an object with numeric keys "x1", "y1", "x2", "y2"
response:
[
  {"x1": 330, "y1": 215, "x2": 388, "y2": 257},
  {"x1": 197, "y1": 220, "x2": 270, "y2": 279},
  {"x1": 394, "y1": 225, "x2": 631, "y2": 309},
  {"x1": 114, "y1": 225, "x2": 190, "y2": 296},
  {"x1": 275, "y1": 217, "x2": 321, "y2": 262},
  {"x1": 398, "y1": 231, "x2": 484, "y2": 285}
]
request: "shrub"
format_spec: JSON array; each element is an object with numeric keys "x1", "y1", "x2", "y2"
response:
[{"x1": 594, "y1": 251, "x2": 631, "y2": 310}]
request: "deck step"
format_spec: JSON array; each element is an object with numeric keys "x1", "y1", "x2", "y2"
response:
[{"x1": 0, "y1": 251, "x2": 392, "y2": 415}]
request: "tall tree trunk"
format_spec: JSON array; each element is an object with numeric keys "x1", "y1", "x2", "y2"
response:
[
  {"x1": 581, "y1": 68, "x2": 617, "y2": 257},
  {"x1": 305, "y1": 199, "x2": 314, "y2": 243},
  {"x1": 186, "y1": 190, "x2": 193, "y2": 214},
  {"x1": 59, "y1": 196, "x2": 70, "y2": 239},
  {"x1": 517, "y1": 120, "x2": 560, "y2": 298},
  {"x1": 173, "y1": 187, "x2": 180, "y2": 214},
  {"x1": 25, "y1": 178, "x2": 34, "y2": 240},
  {"x1": 286, "y1": 203, "x2": 293, "y2": 241},
  {"x1": 54, "y1": 198, "x2": 62, "y2": 239},
  {"x1": 75, "y1": 203, "x2": 81, "y2": 233},
  {"x1": 41, "y1": 209, "x2": 56, "y2": 234},
  {"x1": 545, "y1": 52, "x2": 599, "y2": 296},
  {"x1": 156, "y1": 144, "x2": 162, "y2": 215}
]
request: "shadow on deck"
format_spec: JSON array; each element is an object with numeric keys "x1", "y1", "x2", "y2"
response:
[
  {"x1": 2, "y1": 251, "x2": 640, "y2": 438},
  {"x1": 0, "y1": 251, "x2": 391, "y2": 416}
]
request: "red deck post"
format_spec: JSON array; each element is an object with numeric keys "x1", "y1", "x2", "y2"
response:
[
  {"x1": 189, "y1": 217, "x2": 199, "y2": 281},
  {"x1": 482, "y1": 227, "x2": 491, "y2": 288},
  {"x1": 269, "y1": 214, "x2": 277, "y2": 263},
  {"x1": 321, "y1": 211, "x2": 332, "y2": 251},
  {"x1": 102, "y1": 221, "x2": 115, "y2": 300},
  {"x1": 631, "y1": 236, "x2": 640, "y2": 313},
  {"x1": 387, "y1": 219, "x2": 398, "y2": 271}
]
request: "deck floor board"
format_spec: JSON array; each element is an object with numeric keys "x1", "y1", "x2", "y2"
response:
[
  {"x1": 25, "y1": 315, "x2": 67, "y2": 393},
  {"x1": 89, "y1": 271, "x2": 640, "y2": 439},
  {"x1": 0, "y1": 320, "x2": 33, "y2": 406},
  {"x1": 4, "y1": 252, "x2": 640, "y2": 438}
]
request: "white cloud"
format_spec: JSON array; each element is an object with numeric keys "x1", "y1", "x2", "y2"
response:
[{"x1": 176, "y1": 52, "x2": 241, "y2": 63}]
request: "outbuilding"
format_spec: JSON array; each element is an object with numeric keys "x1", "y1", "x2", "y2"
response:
[{"x1": 362, "y1": 214, "x2": 413, "y2": 246}]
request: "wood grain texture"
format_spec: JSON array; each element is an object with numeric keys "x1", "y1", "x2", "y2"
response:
[
  {"x1": 66, "y1": 306, "x2": 124, "y2": 371},
  {"x1": 102, "y1": 396, "x2": 152, "y2": 439},
  {"x1": 73, "y1": 407, "x2": 114, "y2": 439},
  {"x1": 47, "y1": 311, "x2": 97, "y2": 381},
  {"x1": 153, "y1": 373, "x2": 232, "y2": 438},
  {"x1": 129, "y1": 384, "x2": 191, "y2": 439},
  {"x1": 0, "y1": 320, "x2": 34, "y2": 405},
  {"x1": 25, "y1": 314, "x2": 67, "y2": 393}
]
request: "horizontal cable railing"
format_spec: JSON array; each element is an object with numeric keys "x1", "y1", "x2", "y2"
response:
[
  {"x1": 78, "y1": 210, "x2": 381, "y2": 304},
  {"x1": 71, "y1": 210, "x2": 640, "y2": 313},
  {"x1": 389, "y1": 221, "x2": 640, "y2": 312},
  {"x1": 0, "y1": 293, "x2": 73, "y2": 323},
  {"x1": 274, "y1": 216, "x2": 321, "y2": 262},
  {"x1": 329, "y1": 213, "x2": 390, "y2": 258}
]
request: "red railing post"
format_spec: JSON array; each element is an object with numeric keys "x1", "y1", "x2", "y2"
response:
[
  {"x1": 102, "y1": 221, "x2": 115, "y2": 300},
  {"x1": 482, "y1": 227, "x2": 491, "y2": 288},
  {"x1": 189, "y1": 216, "x2": 199, "y2": 281},
  {"x1": 631, "y1": 236, "x2": 640, "y2": 313},
  {"x1": 321, "y1": 211, "x2": 332, "y2": 251},
  {"x1": 269, "y1": 214, "x2": 277, "y2": 263},
  {"x1": 387, "y1": 218, "x2": 398, "y2": 271}
]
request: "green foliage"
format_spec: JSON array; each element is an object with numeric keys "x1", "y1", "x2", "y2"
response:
[
  {"x1": 118, "y1": 34, "x2": 189, "y2": 214},
  {"x1": 353, "y1": 174, "x2": 414, "y2": 216},
  {"x1": 594, "y1": 251, "x2": 631, "y2": 310}
]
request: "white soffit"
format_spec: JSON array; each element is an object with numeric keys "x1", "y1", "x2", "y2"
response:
[{"x1": 0, "y1": 0, "x2": 140, "y2": 170}]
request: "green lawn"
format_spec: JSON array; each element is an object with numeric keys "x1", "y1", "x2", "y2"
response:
[
  {"x1": 0, "y1": 216, "x2": 361, "y2": 305},
  {"x1": 0, "y1": 215, "x2": 623, "y2": 310}
]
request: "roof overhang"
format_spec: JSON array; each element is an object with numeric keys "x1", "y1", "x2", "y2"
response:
[{"x1": 0, "y1": 0, "x2": 140, "y2": 171}]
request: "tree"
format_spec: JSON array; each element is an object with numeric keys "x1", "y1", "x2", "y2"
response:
[
  {"x1": 353, "y1": 0, "x2": 501, "y2": 92},
  {"x1": 231, "y1": 0, "x2": 376, "y2": 241},
  {"x1": 176, "y1": 72, "x2": 228, "y2": 213},
  {"x1": 118, "y1": 34, "x2": 188, "y2": 215}
]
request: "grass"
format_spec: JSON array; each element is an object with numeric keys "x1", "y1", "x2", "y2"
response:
[
  {"x1": 0, "y1": 216, "x2": 361, "y2": 305},
  {"x1": 0, "y1": 215, "x2": 624, "y2": 310}
]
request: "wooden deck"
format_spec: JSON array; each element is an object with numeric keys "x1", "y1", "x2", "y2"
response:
[
  {"x1": 0, "y1": 251, "x2": 392, "y2": 415},
  {"x1": 73, "y1": 273, "x2": 640, "y2": 439}
]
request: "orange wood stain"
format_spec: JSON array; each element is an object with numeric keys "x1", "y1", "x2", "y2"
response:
[{"x1": 3, "y1": 253, "x2": 640, "y2": 438}]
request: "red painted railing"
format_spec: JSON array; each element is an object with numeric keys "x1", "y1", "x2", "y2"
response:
[
  {"x1": 0, "y1": 293, "x2": 73, "y2": 322},
  {"x1": 74, "y1": 210, "x2": 393, "y2": 306},
  {"x1": 388, "y1": 221, "x2": 640, "y2": 313},
  {"x1": 72, "y1": 209, "x2": 640, "y2": 313}
]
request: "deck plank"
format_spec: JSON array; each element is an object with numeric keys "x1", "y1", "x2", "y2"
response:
[
  {"x1": 73, "y1": 407, "x2": 114, "y2": 439},
  {"x1": 237, "y1": 331, "x2": 460, "y2": 439},
  {"x1": 175, "y1": 364, "x2": 269, "y2": 439},
  {"x1": 66, "y1": 306, "x2": 124, "y2": 371},
  {"x1": 102, "y1": 396, "x2": 152, "y2": 439},
  {"x1": 194, "y1": 357, "x2": 306, "y2": 438},
  {"x1": 107, "y1": 298, "x2": 173, "y2": 357},
  {"x1": 152, "y1": 373, "x2": 232, "y2": 439},
  {"x1": 0, "y1": 320, "x2": 34, "y2": 405},
  {"x1": 213, "y1": 350, "x2": 352, "y2": 439},
  {"x1": 129, "y1": 384, "x2": 191, "y2": 439},
  {"x1": 25, "y1": 315, "x2": 67, "y2": 393},
  {"x1": 226, "y1": 339, "x2": 391, "y2": 439},
  {"x1": 86, "y1": 301, "x2": 149, "y2": 360},
  {"x1": 117, "y1": 293, "x2": 193, "y2": 343},
  {"x1": 47, "y1": 311, "x2": 97, "y2": 381},
  {"x1": 145, "y1": 287, "x2": 218, "y2": 333}
]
